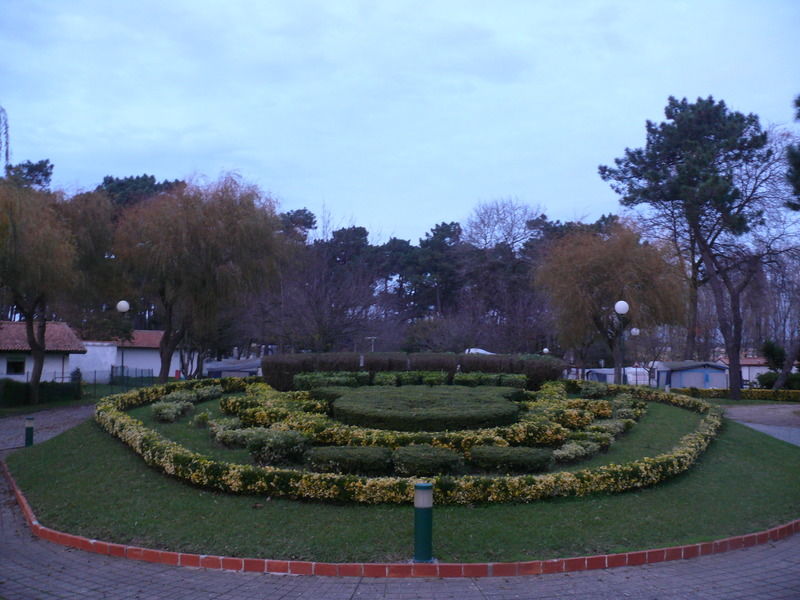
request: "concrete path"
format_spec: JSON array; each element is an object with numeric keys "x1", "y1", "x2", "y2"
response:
[
  {"x1": 1, "y1": 405, "x2": 799, "y2": 599},
  {"x1": 724, "y1": 403, "x2": 800, "y2": 447}
]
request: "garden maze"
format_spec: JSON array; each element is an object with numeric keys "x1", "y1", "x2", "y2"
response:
[{"x1": 94, "y1": 365, "x2": 723, "y2": 505}]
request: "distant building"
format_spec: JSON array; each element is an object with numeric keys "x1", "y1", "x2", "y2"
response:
[
  {"x1": 0, "y1": 321, "x2": 86, "y2": 382},
  {"x1": 70, "y1": 330, "x2": 192, "y2": 383},
  {"x1": 653, "y1": 361, "x2": 728, "y2": 389}
]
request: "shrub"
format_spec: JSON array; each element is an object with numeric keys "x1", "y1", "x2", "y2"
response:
[
  {"x1": 190, "y1": 410, "x2": 211, "y2": 428},
  {"x1": 0, "y1": 379, "x2": 30, "y2": 406},
  {"x1": 499, "y1": 373, "x2": 528, "y2": 389},
  {"x1": 331, "y1": 388, "x2": 520, "y2": 432},
  {"x1": 306, "y1": 446, "x2": 393, "y2": 475},
  {"x1": 163, "y1": 389, "x2": 198, "y2": 404},
  {"x1": 468, "y1": 446, "x2": 552, "y2": 474},
  {"x1": 363, "y1": 352, "x2": 409, "y2": 372},
  {"x1": 553, "y1": 440, "x2": 601, "y2": 463},
  {"x1": 421, "y1": 371, "x2": 449, "y2": 386},
  {"x1": 579, "y1": 381, "x2": 609, "y2": 399},
  {"x1": 294, "y1": 372, "x2": 362, "y2": 389},
  {"x1": 195, "y1": 385, "x2": 223, "y2": 402},
  {"x1": 372, "y1": 372, "x2": 399, "y2": 386},
  {"x1": 396, "y1": 371, "x2": 422, "y2": 385},
  {"x1": 247, "y1": 429, "x2": 310, "y2": 465},
  {"x1": 453, "y1": 372, "x2": 502, "y2": 387},
  {"x1": 392, "y1": 444, "x2": 464, "y2": 476},
  {"x1": 151, "y1": 400, "x2": 193, "y2": 422}
]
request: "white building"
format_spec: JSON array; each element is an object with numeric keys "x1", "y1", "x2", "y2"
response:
[
  {"x1": 0, "y1": 321, "x2": 86, "y2": 382},
  {"x1": 70, "y1": 330, "x2": 190, "y2": 383}
]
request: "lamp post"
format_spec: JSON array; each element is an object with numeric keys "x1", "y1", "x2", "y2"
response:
[
  {"x1": 630, "y1": 327, "x2": 640, "y2": 384},
  {"x1": 116, "y1": 300, "x2": 130, "y2": 385},
  {"x1": 413, "y1": 482, "x2": 434, "y2": 562},
  {"x1": 614, "y1": 300, "x2": 629, "y2": 385}
]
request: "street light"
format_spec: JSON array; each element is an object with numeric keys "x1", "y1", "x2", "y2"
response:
[
  {"x1": 614, "y1": 300, "x2": 629, "y2": 384},
  {"x1": 630, "y1": 328, "x2": 640, "y2": 384},
  {"x1": 116, "y1": 300, "x2": 130, "y2": 384},
  {"x1": 542, "y1": 347, "x2": 550, "y2": 355}
]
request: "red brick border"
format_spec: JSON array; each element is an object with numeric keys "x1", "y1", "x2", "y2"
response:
[{"x1": 2, "y1": 460, "x2": 798, "y2": 579}]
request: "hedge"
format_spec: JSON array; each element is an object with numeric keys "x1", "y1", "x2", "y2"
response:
[
  {"x1": 262, "y1": 352, "x2": 565, "y2": 391},
  {"x1": 94, "y1": 379, "x2": 722, "y2": 505},
  {"x1": 0, "y1": 378, "x2": 82, "y2": 406},
  {"x1": 672, "y1": 387, "x2": 800, "y2": 403}
]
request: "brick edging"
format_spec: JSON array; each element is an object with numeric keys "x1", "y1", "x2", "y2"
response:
[{"x1": 2, "y1": 460, "x2": 798, "y2": 578}]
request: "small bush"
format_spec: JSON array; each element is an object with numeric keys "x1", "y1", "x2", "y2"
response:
[
  {"x1": 294, "y1": 372, "x2": 364, "y2": 389},
  {"x1": 579, "y1": 381, "x2": 609, "y2": 399},
  {"x1": 163, "y1": 389, "x2": 198, "y2": 404},
  {"x1": 372, "y1": 372, "x2": 399, "y2": 386},
  {"x1": 421, "y1": 371, "x2": 448, "y2": 386},
  {"x1": 195, "y1": 385, "x2": 223, "y2": 402},
  {"x1": 553, "y1": 440, "x2": 601, "y2": 463},
  {"x1": 247, "y1": 429, "x2": 310, "y2": 465},
  {"x1": 499, "y1": 373, "x2": 527, "y2": 388},
  {"x1": 392, "y1": 444, "x2": 465, "y2": 476},
  {"x1": 190, "y1": 410, "x2": 211, "y2": 428},
  {"x1": 306, "y1": 446, "x2": 393, "y2": 475},
  {"x1": 396, "y1": 371, "x2": 422, "y2": 385},
  {"x1": 151, "y1": 400, "x2": 193, "y2": 422},
  {"x1": 468, "y1": 446, "x2": 552, "y2": 474}
]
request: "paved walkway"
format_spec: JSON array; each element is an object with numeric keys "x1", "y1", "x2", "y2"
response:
[{"x1": 1, "y1": 405, "x2": 799, "y2": 599}]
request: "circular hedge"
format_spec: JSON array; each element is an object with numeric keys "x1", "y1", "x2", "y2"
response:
[{"x1": 331, "y1": 386, "x2": 520, "y2": 431}]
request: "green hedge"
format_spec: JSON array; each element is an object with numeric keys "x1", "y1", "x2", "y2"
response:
[
  {"x1": 468, "y1": 446, "x2": 553, "y2": 474},
  {"x1": 262, "y1": 353, "x2": 565, "y2": 391},
  {"x1": 672, "y1": 387, "x2": 800, "y2": 403},
  {"x1": 306, "y1": 446, "x2": 393, "y2": 476},
  {"x1": 94, "y1": 379, "x2": 722, "y2": 504},
  {"x1": 331, "y1": 389, "x2": 519, "y2": 432},
  {"x1": 0, "y1": 379, "x2": 82, "y2": 406},
  {"x1": 392, "y1": 444, "x2": 465, "y2": 476}
]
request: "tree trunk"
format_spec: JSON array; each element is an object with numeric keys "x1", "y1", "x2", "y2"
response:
[
  {"x1": 22, "y1": 305, "x2": 47, "y2": 404},
  {"x1": 773, "y1": 334, "x2": 800, "y2": 390},
  {"x1": 157, "y1": 296, "x2": 185, "y2": 382},
  {"x1": 684, "y1": 276, "x2": 699, "y2": 360},
  {"x1": 695, "y1": 235, "x2": 742, "y2": 399}
]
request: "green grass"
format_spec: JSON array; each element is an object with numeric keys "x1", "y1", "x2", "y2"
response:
[{"x1": 6, "y1": 401, "x2": 800, "y2": 562}]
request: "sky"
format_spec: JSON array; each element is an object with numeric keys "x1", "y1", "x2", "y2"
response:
[{"x1": 1, "y1": 0, "x2": 799, "y2": 244}]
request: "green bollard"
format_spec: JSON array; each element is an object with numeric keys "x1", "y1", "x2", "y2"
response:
[
  {"x1": 25, "y1": 416, "x2": 34, "y2": 447},
  {"x1": 414, "y1": 482, "x2": 433, "y2": 563}
]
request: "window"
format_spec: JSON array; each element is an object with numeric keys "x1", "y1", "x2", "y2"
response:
[{"x1": 6, "y1": 356, "x2": 25, "y2": 375}]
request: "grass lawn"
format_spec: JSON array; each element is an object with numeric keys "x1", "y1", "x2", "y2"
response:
[{"x1": 6, "y1": 398, "x2": 800, "y2": 563}]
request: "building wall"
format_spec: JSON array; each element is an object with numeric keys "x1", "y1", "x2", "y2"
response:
[
  {"x1": 117, "y1": 348, "x2": 188, "y2": 378},
  {"x1": 0, "y1": 353, "x2": 73, "y2": 382}
]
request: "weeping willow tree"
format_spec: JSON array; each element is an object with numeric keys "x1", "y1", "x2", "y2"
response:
[{"x1": 114, "y1": 174, "x2": 281, "y2": 380}]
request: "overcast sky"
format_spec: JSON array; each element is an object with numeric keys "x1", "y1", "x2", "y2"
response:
[{"x1": 2, "y1": 0, "x2": 798, "y2": 243}]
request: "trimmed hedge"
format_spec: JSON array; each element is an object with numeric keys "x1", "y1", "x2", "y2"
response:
[
  {"x1": 306, "y1": 446, "x2": 393, "y2": 476},
  {"x1": 262, "y1": 352, "x2": 565, "y2": 391},
  {"x1": 94, "y1": 378, "x2": 722, "y2": 505},
  {"x1": 0, "y1": 378, "x2": 82, "y2": 406},
  {"x1": 247, "y1": 430, "x2": 309, "y2": 466},
  {"x1": 331, "y1": 388, "x2": 519, "y2": 432},
  {"x1": 672, "y1": 387, "x2": 800, "y2": 403},
  {"x1": 392, "y1": 444, "x2": 465, "y2": 476},
  {"x1": 468, "y1": 446, "x2": 553, "y2": 474}
]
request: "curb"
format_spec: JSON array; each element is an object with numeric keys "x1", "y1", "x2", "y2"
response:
[{"x1": 2, "y1": 461, "x2": 798, "y2": 578}]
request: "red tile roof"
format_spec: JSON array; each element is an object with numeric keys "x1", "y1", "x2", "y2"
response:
[
  {"x1": 0, "y1": 321, "x2": 87, "y2": 353},
  {"x1": 118, "y1": 330, "x2": 164, "y2": 349}
]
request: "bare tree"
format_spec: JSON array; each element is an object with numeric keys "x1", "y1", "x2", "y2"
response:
[{"x1": 463, "y1": 198, "x2": 543, "y2": 252}]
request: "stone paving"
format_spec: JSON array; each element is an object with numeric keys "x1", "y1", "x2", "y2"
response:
[{"x1": 1, "y1": 405, "x2": 799, "y2": 599}]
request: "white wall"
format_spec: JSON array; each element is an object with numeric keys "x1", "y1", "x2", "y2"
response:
[
  {"x1": 69, "y1": 342, "x2": 117, "y2": 383},
  {"x1": 0, "y1": 353, "x2": 73, "y2": 382},
  {"x1": 116, "y1": 348, "x2": 189, "y2": 378}
]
